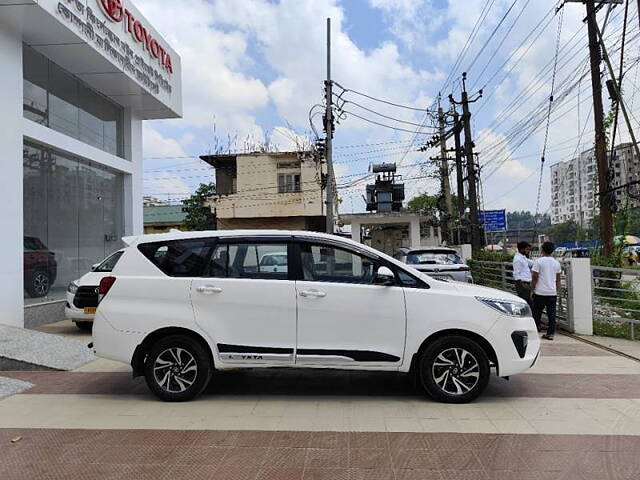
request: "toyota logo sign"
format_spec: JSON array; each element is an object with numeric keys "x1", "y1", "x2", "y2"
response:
[{"x1": 99, "y1": 0, "x2": 124, "y2": 22}]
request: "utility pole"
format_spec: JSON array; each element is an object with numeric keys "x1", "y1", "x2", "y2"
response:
[
  {"x1": 437, "y1": 103, "x2": 453, "y2": 244},
  {"x1": 586, "y1": 0, "x2": 613, "y2": 257},
  {"x1": 565, "y1": 0, "x2": 621, "y2": 256},
  {"x1": 324, "y1": 17, "x2": 335, "y2": 234},
  {"x1": 450, "y1": 72, "x2": 483, "y2": 253},
  {"x1": 453, "y1": 111, "x2": 466, "y2": 244}
]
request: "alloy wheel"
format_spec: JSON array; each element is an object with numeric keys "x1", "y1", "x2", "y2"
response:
[
  {"x1": 33, "y1": 272, "x2": 50, "y2": 297},
  {"x1": 153, "y1": 347, "x2": 198, "y2": 393},
  {"x1": 431, "y1": 347, "x2": 480, "y2": 395}
]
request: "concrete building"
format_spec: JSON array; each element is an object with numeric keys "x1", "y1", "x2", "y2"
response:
[
  {"x1": 2, "y1": 0, "x2": 182, "y2": 327},
  {"x1": 340, "y1": 213, "x2": 442, "y2": 257},
  {"x1": 200, "y1": 151, "x2": 327, "y2": 231},
  {"x1": 550, "y1": 143, "x2": 639, "y2": 226}
]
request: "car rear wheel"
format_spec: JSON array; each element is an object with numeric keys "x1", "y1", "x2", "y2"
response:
[
  {"x1": 75, "y1": 321, "x2": 93, "y2": 331},
  {"x1": 144, "y1": 335, "x2": 212, "y2": 402},
  {"x1": 26, "y1": 269, "x2": 51, "y2": 298},
  {"x1": 418, "y1": 335, "x2": 490, "y2": 404}
]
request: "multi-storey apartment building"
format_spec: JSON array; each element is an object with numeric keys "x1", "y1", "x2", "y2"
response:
[{"x1": 550, "y1": 143, "x2": 639, "y2": 226}]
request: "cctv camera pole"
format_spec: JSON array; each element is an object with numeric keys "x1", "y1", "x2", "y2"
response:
[{"x1": 325, "y1": 17, "x2": 335, "y2": 234}]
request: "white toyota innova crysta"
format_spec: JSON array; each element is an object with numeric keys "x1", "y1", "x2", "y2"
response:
[{"x1": 92, "y1": 230, "x2": 540, "y2": 403}]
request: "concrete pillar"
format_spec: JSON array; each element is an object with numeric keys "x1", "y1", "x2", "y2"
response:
[
  {"x1": 351, "y1": 222, "x2": 361, "y2": 244},
  {"x1": 0, "y1": 28, "x2": 24, "y2": 327},
  {"x1": 409, "y1": 218, "x2": 421, "y2": 248},
  {"x1": 123, "y1": 109, "x2": 143, "y2": 236},
  {"x1": 568, "y1": 258, "x2": 593, "y2": 335}
]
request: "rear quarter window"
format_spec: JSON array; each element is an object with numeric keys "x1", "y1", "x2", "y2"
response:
[{"x1": 138, "y1": 239, "x2": 213, "y2": 277}]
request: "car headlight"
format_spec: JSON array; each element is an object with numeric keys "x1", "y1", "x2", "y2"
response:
[
  {"x1": 67, "y1": 282, "x2": 79, "y2": 294},
  {"x1": 476, "y1": 297, "x2": 531, "y2": 317}
]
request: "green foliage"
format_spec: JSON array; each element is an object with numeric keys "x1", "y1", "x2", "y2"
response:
[
  {"x1": 181, "y1": 182, "x2": 216, "y2": 231},
  {"x1": 507, "y1": 211, "x2": 550, "y2": 230},
  {"x1": 544, "y1": 221, "x2": 589, "y2": 244},
  {"x1": 593, "y1": 319, "x2": 639, "y2": 341},
  {"x1": 406, "y1": 192, "x2": 459, "y2": 225}
]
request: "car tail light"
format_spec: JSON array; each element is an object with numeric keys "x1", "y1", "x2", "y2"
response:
[{"x1": 98, "y1": 276, "x2": 116, "y2": 301}]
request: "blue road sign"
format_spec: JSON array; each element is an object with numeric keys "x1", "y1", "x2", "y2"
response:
[{"x1": 478, "y1": 209, "x2": 507, "y2": 232}]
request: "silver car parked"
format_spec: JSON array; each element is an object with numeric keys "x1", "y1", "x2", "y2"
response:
[{"x1": 395, "y1": 247, "x2": 473, "y2": 283}]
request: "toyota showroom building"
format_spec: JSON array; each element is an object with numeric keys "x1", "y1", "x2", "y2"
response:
[{"x1": 0, "y1": 0, "x2": 182, "y2": 327}]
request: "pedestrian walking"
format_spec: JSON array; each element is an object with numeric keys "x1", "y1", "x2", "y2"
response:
[
  {"x1": 531, "y1": 241, "x2": 562, "y2": 340},
  {"x1": 513, "y1": 241, "x2": 534, "y2": 309}
]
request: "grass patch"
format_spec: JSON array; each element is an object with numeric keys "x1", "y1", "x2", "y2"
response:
[{"x1": 593, "y1": 319, "x2": 639, "y2": 341}]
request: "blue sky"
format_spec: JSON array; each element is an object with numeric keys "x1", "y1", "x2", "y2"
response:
[{"x1": 137, "y1": 0, "x2": 634, "y2": 215}]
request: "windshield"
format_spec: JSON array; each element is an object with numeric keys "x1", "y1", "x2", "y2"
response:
[
  {"x1": 406, "y1": 251, "x2": 462, "y2": 265},
  {"x1": 94, "y1": 251, "x2": 124, "y2": 272}
]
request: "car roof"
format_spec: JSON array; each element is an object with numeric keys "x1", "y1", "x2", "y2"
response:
[{"x1": 125, "y1": 230, "x2": 365, "y2": 248}]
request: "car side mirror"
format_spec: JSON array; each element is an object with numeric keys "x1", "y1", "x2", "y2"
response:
[
  {"x1": 91, "y1": 263, "x2": 99, "y2": 271},
  {"x1": 374, "y1": 266, "x2": 395, "y2": 286}
]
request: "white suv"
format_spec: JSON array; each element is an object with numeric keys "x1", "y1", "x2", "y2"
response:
[{"x1": 92, "y1": 230, "x2": 539, "y2": 403}]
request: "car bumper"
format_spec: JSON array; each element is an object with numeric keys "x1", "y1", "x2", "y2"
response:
[
  {"x1": 92, "y1": 312, "x2": 144, "y2": 365},
  {"x1": 486, "y1": 316, "x2": 540, "y2": 377},
  {"x1": 64, "y1": 291, "x2": 95, "y2": 321}
]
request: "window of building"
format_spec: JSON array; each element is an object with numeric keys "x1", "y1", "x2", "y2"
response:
[
  {"x1": 24, "y1": 142, "x2": 124, "y2": 304},
  {"x1": 278, "y1": 173, "x2": 301, "y2": 193},
  {"x1": 22, "y1": 45, "x2": 124, "y2": 158}
]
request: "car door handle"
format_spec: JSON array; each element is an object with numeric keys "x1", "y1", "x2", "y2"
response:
[
  {"x1": 196, "y1": 285, "x2": 223, "y2": 294},
  {"x1": 300, "y1": 289, "x2": 326, "y2": 298}
]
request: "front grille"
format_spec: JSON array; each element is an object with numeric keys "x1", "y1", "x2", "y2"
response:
[{"x1": 73, "y1": 286, "x2": 99, "y2": 309}]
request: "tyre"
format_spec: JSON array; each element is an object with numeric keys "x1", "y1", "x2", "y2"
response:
[
  {"x1": 144, "y1": 335, "x2": 212, "y2": 402},
  {"x1": 75, "y1": 321, "x2": 93, "y2": 332},
  {"x1": 418, "y1": 335, "x2": 490, "y2": 404},
  {"x1": 26, "y1": 269, "x2": 51, "y2": 298}
]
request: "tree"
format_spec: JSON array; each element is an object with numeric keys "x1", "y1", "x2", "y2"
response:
[
  {"x1": 406, "y1": 192, "x2": 459, "y2": 224},
  {"x1": 507, "y1": 211, "x2": 551, "y2": 230},
  {"x1": 181, "y1": 182, "x2": 216, "y2": 231},
  {"x1": 544, "y1": 221, "x2": 587, "y2": 244}
]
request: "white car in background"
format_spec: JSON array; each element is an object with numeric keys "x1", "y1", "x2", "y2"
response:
[
  {"x1": 92, "y1": 230, "x2": 540, "y2": 403},
  {"x1": 65, "y1": 250, "x2": 124, "y2": 331}
]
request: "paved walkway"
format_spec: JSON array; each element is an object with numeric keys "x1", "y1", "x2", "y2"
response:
[{"x1": 1, "y1": 327, "x2": 639, "y2": 479}]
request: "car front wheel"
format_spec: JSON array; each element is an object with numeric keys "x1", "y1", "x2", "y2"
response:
[
  {"x1": 144, "y1": 335, "x2": 212, "y2": 402},
  {"x1": 418, "y1": 335, "x2": 490, "y2": 404}
]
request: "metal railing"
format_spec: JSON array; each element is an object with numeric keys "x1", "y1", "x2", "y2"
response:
[
  {"x1": 591, "y1": 266, "x2": 640, "y2": 340},
  {"x1": 469, "y1": 260, "x2": 569, "y2": 324}
]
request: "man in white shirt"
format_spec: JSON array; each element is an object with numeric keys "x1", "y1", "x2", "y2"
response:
[
  {"x1": 513, "y1": 241, "x2": 534, "y2": 309},
  {"x1": 531, "y1": 241, "x2": 562, "y2": 340}
]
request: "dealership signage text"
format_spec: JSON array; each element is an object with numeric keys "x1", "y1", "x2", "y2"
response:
[{"x1": 56, "y1": 0, "x2": 172, "y2": 96}]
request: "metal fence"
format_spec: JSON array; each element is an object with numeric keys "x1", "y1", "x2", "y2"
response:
[
  {"x1": 591, "y1": 266, "x2": 640, "y2": 340},
  {"x1": 470, "y1": 260, "x2": 569, "y2": 325}
]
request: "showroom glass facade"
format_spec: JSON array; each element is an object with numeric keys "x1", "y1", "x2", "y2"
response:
[
  {"x1": 23, "y1": 143, "x2": 124, "y2": 303},
  {"x1": 23, "y1": 45, "x2": 125, "y2": 158}
]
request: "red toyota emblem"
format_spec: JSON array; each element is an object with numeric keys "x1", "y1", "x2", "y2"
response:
[{"x1": 99, "y1": 0, "x2": 124, "y2": 22}]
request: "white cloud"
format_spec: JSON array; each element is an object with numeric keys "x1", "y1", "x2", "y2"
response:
[{"x1": 143, "y1": 124, "x2": 188, "y2": 158}]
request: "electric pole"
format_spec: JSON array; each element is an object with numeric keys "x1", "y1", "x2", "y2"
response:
[
  {"x1": 586, "y1": 0, "x2": 614, "y2": 257},
  {"x1": 324, "y1": 17, "x2": 335, "y2": 234},
  {"x1": 453, "y1": 110, "x2": 466, "y2": 244},
  {"x1": 437, "y1": 104, "x2": 453, "y2": 244},
  {"x1": 450, "y1": 73, "x2": 483, "y2": 253}
]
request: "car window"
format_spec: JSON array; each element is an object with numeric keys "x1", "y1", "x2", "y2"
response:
[
  {"x1": 397, "y1": 269, "x2": 428, "y2": 289},
  {"x1": 406, "y1": 251, "x2": 462, "y2": 265},
  {"x1": 301, "y1": 244, "x2": 378, "y2": 285},
  {"x1": 93, "y1": 251, "x2": 123, "y2": 272},
  {"x1": 138, "y1": 240, "x2": 213, "y2": 277},
  {"x1": 205, "y1": 243, "x2": 289, "y2": 280}
]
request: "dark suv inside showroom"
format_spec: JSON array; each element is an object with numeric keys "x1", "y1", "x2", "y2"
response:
[{"x1": 24, "y1": 236, "x2": 57, "y2": 298}]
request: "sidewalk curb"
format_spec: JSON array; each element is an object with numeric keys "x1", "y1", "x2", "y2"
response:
[{"x1": 561, "y1": 332, "x2": 640, "y2": 363}]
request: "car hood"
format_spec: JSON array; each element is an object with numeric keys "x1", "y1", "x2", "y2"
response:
[{"x1": 416, "y1": 270, "x2": 524, "y2": 303}]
